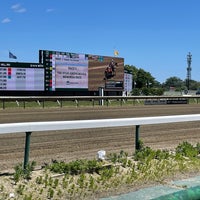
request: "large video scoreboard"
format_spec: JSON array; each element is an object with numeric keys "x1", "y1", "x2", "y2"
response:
[
  {"x1": 0, "y1": 62, "x2": 44, "y2": 91},
  {"x1": 0, "y1": 50, "x2": 124, "y2": 95},
  {"x1": 39, "y1": 50, "x2": 124, "y2": 93}
]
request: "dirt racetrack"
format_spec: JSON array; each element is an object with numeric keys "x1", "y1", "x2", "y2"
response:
[{"x1": 1, "y1": 104, "x2": 200, "y2": 172}]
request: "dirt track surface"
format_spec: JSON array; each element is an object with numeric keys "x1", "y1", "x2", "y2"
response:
[{"x1": 1, "y1": 104, "x2": 200, "y2": 171}]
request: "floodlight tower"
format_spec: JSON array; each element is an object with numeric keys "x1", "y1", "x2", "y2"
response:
[{"x1": 186, "y1": 52, "x2": 192, "y2": 90}]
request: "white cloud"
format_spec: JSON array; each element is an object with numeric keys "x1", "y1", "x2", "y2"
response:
[
  {"x1": 46, "y1": 8, "x2": 54, "y2": 13},
  {"x1": 11, "y1": 3, "x2": 26, "y2": 13},
  {"x1": 1, "y1": 18, "x2": 11, "y2": 23},
  {"x1": 16, "y1": 8, "x2": 26, "y2": 13},
  {"x1": 11, "y1": 4, "x2": 21, "y2": 10}
]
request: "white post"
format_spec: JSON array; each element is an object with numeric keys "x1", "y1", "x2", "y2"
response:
[{"x1": 99, "y1": 87, "x2": 104, "y2": 106}]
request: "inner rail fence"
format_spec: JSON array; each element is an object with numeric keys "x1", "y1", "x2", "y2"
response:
[
  {"x1": 1, "y1": 95, "x2": 200, "y2": 108},
  {"x1": 1, "y1": 114, "x2": 200, "y2": 169}
]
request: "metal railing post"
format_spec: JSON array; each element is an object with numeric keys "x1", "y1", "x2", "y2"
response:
[
  {"x1": 2, "y1": 100, "x2": 5, "y2": 109},
  {"x1": 135, "y1": 125, "x2": 140, "y2": 150},
  {"x1": 92, "y1": 99, "x2": 94, "y2": 107},
  {"x1": 24, "y1": 132, "x2": 32, "y2": 169}
]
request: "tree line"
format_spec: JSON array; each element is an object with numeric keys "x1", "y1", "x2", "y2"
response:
[{"x1": 125, "y1": 65, "x2": 200, "y2": 95}]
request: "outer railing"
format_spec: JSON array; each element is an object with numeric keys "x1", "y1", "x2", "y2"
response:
[
  {"x1": 1, "y1": 114, "x2": 200, "y2": 169},
  {"x1": 0, "y1": 95, "x2": 200, "y2": 108}
]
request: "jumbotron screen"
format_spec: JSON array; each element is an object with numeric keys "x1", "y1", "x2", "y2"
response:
[
  {"x1": 0, "y1": 62, "x2": 44, "y2": 91},
  {"x1": 39, "y1": 50, "x2": 124, "y2": 92}
]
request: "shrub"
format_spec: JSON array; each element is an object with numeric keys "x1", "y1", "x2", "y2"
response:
[
  {"x1": 134, "y1": 146, "x2": 155, "y2": 161},
  {"x1": 47, "y1": 159, "x2": 102, "y2": 175},
  {"x1": 13, "y1": 161, "x2": 36, "y2": 183},
  {"x1": 176, "y1": 141, "x2": 198, "y2": 158}
]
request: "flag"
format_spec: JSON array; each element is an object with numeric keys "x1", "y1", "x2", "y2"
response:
[
  {"x1": 9, "y1": 51, "x2": 17, "y2": 59},
  {"x1": 114, "y1": 50, "x2": 119, "y2": 56}
]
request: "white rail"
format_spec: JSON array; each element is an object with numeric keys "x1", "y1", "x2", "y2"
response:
[
  {"x1": 1, "y1": 114, "x2": 200, "y2": 169},
  {"x1": 1, "y1": 114, "x2": 200, "y2": 134}
]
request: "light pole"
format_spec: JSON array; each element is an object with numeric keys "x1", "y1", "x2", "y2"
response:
[{"x1": 186, "y1": 52, "x2": 192, "y2": 91}]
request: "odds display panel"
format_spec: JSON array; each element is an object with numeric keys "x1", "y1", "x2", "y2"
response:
[
  {"x1": 39, "y1": 50, "x2": 124, "y2": 92},
  {"x1": 124, "y1": 72, "x2": 133, "y2": 93},
  {"x1": 0, "y1": 62, "x2": 44, "y2": 91}
]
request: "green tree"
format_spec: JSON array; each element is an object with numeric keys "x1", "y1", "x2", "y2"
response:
[
  {"x1": 124, "y1": 65, "x2": 163, "y2": 95},
  {"x1": 163, "y1": 76, "x2": 185, "y2": 91},
  {"x1": 185, "y1": 79, "x2": 200, "y2": 90},
  {"x1": 136, "y1": 69, "x2": 155, "y2": 88}
]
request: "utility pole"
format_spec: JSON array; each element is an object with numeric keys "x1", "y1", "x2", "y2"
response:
[{"x1": 186, "y1": 52, "x2": 192, "y2": 91}]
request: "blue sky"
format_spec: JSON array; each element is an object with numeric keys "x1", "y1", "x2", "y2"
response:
[{"x1": 0, "y1": 0, "x2": 200, "y2": 83}]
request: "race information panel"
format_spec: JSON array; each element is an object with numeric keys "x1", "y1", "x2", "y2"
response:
[{"x1": 39, "y1": 50, "x2": 88, "y2": 91}]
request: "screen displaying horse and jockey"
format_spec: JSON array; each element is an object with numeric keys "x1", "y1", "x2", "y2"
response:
[{"x1": 88, "y1": 55, "x2": 124, "y2": 91}]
